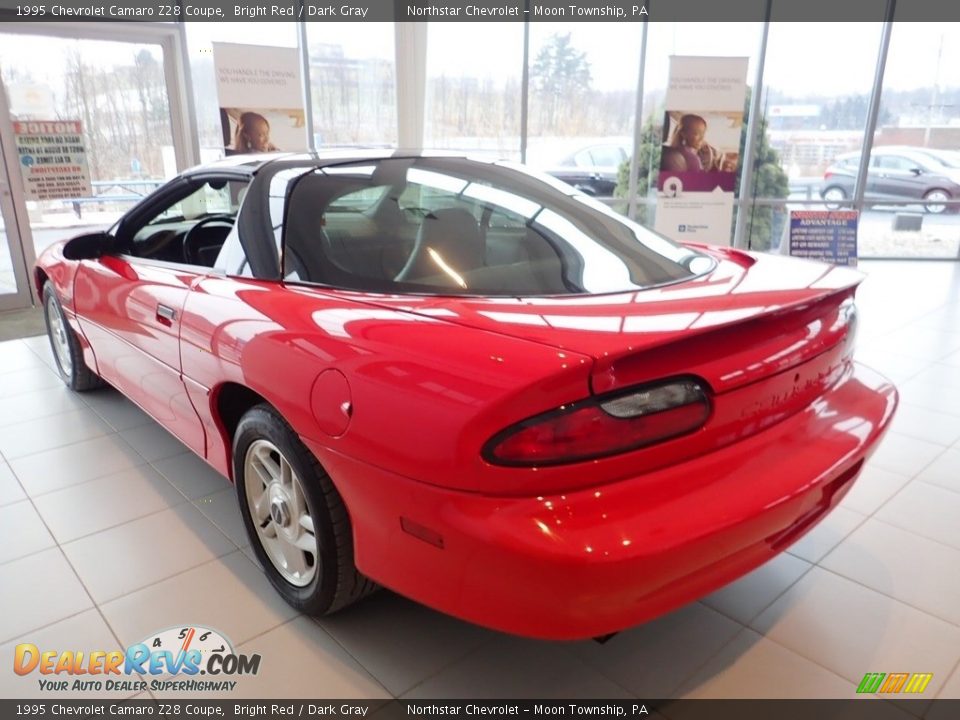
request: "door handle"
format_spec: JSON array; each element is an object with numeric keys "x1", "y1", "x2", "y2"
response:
[{"x1": 156, "y1": 304, "x2": 176, "y2": 325}]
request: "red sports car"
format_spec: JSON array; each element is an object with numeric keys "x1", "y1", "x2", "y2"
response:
[{"x1": 36, "y1": 151, "x2": 897, "y2": 640}]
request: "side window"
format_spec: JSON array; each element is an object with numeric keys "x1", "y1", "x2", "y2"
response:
[
  {"x1": 573, "y1": 149, "x2": 594, "y2": 167},
  {"x1": 327, "y1": 186, "x2": 388, "y2": 213},
  {"x1": 875, "y1": 156, "x2": 913, "y2": 172},
  {"x1": 398, "y1": 183, "x2": 461, "y2": 216},
  {"x1": 589, "y1": 146, "x2": 624, "y2": 168},
  {"x1": 126, "y1": 178, "x2": 249, "y2": 268}
]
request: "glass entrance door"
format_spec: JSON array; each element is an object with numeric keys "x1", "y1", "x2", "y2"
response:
[
  {"x1": 0, "y1": 30, "x2": 179, "y2": 308},
  {"x1": 0, "y1": 92, "x2": 34, "y2": 311}
]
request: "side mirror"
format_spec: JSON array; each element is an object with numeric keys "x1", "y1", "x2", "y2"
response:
[
  {"x1": 62, "y1": 232, "x2": 114, "y2": 261},
  {"x1": 910, "y1": 167, "x2": 923, "y2": 176}
]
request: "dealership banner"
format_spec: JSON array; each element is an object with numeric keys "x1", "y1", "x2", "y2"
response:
[
  {"x1": 12, "y1": 120, "x2": 92, "y2": 202},
  {"x1": 213, "y1": 42, "x2": 306, "y2": 155},
  {"x1": 654, "y1": 56, "x2": 748, "y2": 245}
]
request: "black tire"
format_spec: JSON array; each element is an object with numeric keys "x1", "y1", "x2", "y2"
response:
[
  {"x1": 42, "y1": 281, "x2": 103, "y2": 392},
  {"x1": 233, "y1": 403, "x2": 376, "y2": 615}
]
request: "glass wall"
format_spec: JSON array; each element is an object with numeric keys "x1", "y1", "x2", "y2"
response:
[
  {"x1": 2, "y1": 11, "x2": 957, "y2": 307},
  {"x1": 738, "y1": 16, "x2": 885, "y2": 252},
  {"x1": 524, "y1": 23, "x2": 642, "y2": 205},
  {"x1": 304, "y1": 22, "x2": 397, "y2": 147},
  {"x1": 858, "y1": 21, "x2": 960, "y2": 259},
  {"x1": 424, "y1": 22, "x2": 523, "y2": 159}
]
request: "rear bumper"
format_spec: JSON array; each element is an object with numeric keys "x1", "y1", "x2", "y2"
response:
[{"x1": 311, "y1": 362, "x2": 897, "y2": 640}]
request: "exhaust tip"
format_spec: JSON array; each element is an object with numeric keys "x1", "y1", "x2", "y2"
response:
[{"x1": 593, "y1": 632, "x2": 618, "y2": 644}]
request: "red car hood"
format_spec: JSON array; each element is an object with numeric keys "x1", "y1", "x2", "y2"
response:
[{"x1": 360, "y1": 246, "x2": 864, "y2": 395}]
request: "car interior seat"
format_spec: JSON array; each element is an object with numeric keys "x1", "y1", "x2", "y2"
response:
[{"x1": 394, "y1": 207, "x2": 486, "y2": 288}]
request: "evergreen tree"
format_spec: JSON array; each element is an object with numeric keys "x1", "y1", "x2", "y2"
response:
[
  {"x1": 530, "y1": 33, "x2": 592, "y2": 132},
  {"x1": 614, "y1": 114, "x2": 660, "y2": 224},
  {"x1": 739, "y1": 90, "x2": 790, "y2": 250}
]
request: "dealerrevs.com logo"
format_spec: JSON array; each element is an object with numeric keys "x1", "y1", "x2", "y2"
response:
[{"x1": 13, "y1": 625, "x2": 261, "y2": 693}]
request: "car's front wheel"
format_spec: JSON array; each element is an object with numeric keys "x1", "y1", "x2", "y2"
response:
[
  {"x1": 234, "y1": 403, "x2": 376, "y2": 615},
  {"x1": 923, "y1": 188, "x2": 951, "y2": 214},
  {"x1": 42, "y1": 281, "x2": 103, "y2": 392}
]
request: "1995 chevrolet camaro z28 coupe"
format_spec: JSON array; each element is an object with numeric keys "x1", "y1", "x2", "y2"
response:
[{"x1": 36, "y1": 151, "x2": 897, "y2": 639}]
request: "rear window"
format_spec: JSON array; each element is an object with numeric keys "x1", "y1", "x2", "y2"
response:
[{"x1": 282, "y1": 157, "x2": 711, "y2": 296}]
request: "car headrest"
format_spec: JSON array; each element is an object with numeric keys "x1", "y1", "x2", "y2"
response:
[{"x1": 411, "y1": 207, "x2": 485, "y2": 278}]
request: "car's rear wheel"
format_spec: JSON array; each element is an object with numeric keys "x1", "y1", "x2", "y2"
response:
[
  {"x1": 234, "y1": 403, "x2": 376, "y2": 615},
  {"x1": 42, "y1": 281, "x2": 103, "y2": 392},
  {"x1": 923, "y1": 188, "x2": 951, "y2": 214},
  {"x1": 822, "y1": 186, "x2": 847, "y2": 209}
]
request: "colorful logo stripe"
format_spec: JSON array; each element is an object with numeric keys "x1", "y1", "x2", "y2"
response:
[{"x1": 857, "y1": 672, "x2": 933, "y2": 694}]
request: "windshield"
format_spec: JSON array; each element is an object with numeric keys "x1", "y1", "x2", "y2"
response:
[
  {"x1": 282, "y1": 157, "x2": 712, "y2": 297},
  {"x1": 921, "y1": 150, "x2": 960, "y2": 169}
]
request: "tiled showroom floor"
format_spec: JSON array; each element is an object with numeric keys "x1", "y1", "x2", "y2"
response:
[{"x1": 1, "y1": 260, "x2": 960, "y2": 712}]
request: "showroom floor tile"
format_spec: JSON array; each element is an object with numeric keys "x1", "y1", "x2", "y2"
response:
[
  {"x1": 100, "y1": 551, "x2": 298, "y2": 649},
  {"x1": 317, "y1": 592, "x2": 496, "y2": 697},
  {"x1": 700, "y1": 553, "x2": 812, "y2": 626},
  {"x1": 9, "y1": 433, "x2": 146, "y2": 496},
  {"x1": 874, "y1": 481, "x2": 960, "y2": 550},
  {"x1": 674, "y1": 629, "x2": 856, "y2": 699},
  {"x1": 0, "y1": 385, "x2": 87, "y2": 427},
  {"x1": 782, "y1": 504, "x2": 867, "y2": 563},
  {"x1": 61, "y1": 504, "x2": 237, "y2": 603},
  {"x1": 229, "y1": 617, "x2": 392, "y2": 700},
  {"x1": 567, "y1": 602, "x2": 743, "y2": 698},
  {"x1": 0, "y1": 459, "x2": 25, "y2": 506},
  {"x1": 916, "y1": 447, "x2": 960, "y2": 492},
  {"x1": 838, "y1": 464, "x2": 912, "y2": 516},
  {"x1": 752, "y1": 567, "x2": 960, "y2": 699},
  {"x1": 1, "y1": 260, "x2": 960, "y2": 701},
  {"x1": 0, "y1": 500, "x2": 56, "y2": 565},
  {"x1": 402, "y1": 635, "x2": 633, "y2": 699},
  {"x1": 31, "y1": 465, "x2": 188, "y2": 544},
  {"x1": 820, "y1": 518, "x2": 960, "y2": 626},
  {"x1": 0, "y1": 547, "x2": 93, "y2": 642},
  {"x1": 0, "y1": 406, "x2": 112, "y2": 460}
]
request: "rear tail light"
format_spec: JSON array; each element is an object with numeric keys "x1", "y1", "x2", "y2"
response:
[
  {"x1": 483, "y1": 377, "x2": 711, "y2": 467},
  {"x1": 824, "y1": 171, "x2": 834, "y2": 180}
]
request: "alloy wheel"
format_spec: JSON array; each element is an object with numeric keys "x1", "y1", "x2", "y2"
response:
[
  {"x1": 243, "y1": 438, "x2": 318, "y2": 586},
  {"x1": 46, "y1": 296, "x2": 73, "y2": 379}
]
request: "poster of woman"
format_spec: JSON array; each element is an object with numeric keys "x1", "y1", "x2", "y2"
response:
[{"x1": 658, "y1": 110, "x2": 743, "y2": 193}]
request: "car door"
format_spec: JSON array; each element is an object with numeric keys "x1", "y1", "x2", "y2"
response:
[
  {"x1": 73, "y1": 175, "x2": 247, "y2": 455},
  {"x1": 870, "y1": 154, "x2": 924, "y2": 200}
]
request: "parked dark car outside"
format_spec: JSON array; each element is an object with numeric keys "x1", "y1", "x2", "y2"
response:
[
  {"x1": 545, "y1": 143, "x2": 631, "y2": 197},
  {"x1": 820, "y1": 147, "x2": 960, "y2": 213}
]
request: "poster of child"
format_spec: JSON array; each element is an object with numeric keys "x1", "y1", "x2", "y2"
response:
[{"x1": 221, "y1": 107, "x2": 306, "y2": 155}]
